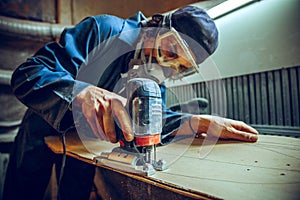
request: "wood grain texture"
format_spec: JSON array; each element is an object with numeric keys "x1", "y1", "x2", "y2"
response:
[{"x1": 45, "y1": 133, "x2": 300, "y2": 199}]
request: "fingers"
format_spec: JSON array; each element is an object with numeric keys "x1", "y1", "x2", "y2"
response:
[
  {"x1": 225, "y1": 127, "x2": 258, "y2": 142},
  {"x1": 95, "y1": 96, "x2": 133, "y2": 143},
  {"x1": 99, "y1": 96, "x2": 134, "y2": 142},
  {"x1": 81, "y1": 101, "x2": 106, "y2": 140},
  {"x1": 212, "y1": 118, "x2": 258, "y2": 142},
  {"x1": 204, "y1": 116, "x2": 259, "y2": 142},
  {"x1": 239, "y1": 122, "x2": 259, "y2": 135},
  {"x1": 111, "y1": 99, "x2": 134, "y2": 142},
  {"x1": 229, "y1": 121, "x2": 259, "y2": 142},
  {"x1": 98, "y1": 98, "x2": 118, "y2": 143},
  {"x1": 78, "y1": 86, "x2": 133, "y2": 143}
]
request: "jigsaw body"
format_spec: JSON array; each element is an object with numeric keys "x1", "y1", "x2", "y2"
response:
[{"x1": 94, "y1": 78, "x2": 168, "y2": 175}]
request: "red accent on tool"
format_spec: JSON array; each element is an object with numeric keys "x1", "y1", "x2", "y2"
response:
[
  {"x1": 119, "y1": 139, "x2": 125, "y2": 147},
  {"x1": 135, "y1": 134, "x2": 161, "y2": 146}
]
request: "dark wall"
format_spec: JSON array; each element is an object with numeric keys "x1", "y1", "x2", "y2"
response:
[{"x1": 0, "y1": 0, "x2": 56, "y2": 22}]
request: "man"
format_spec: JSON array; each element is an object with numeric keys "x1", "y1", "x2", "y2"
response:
[{"x1": 3, "y1": 6, "x2": 258, "y2": 200}]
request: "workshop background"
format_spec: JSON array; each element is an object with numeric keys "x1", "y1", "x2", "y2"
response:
[{"x1": 0, "y1": 0, "x2": 299, "y2": 199}]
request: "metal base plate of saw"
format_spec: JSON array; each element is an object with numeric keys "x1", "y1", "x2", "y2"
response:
[{"x1": 93, "y1": 147, "x2": 168, "y2": 176}]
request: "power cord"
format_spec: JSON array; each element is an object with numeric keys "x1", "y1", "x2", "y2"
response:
[{"x1": 57, "y1": 132, "x2": 67, "y2": 200}]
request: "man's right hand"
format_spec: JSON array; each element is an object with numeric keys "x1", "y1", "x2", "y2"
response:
[{"x1": 73, "y1": 85, "x2": 134, "y2": 143}]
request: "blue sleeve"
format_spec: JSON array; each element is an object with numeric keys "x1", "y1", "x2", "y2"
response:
[{"x1": 10, "y1": 15, "x2": 124, "y2": 133}]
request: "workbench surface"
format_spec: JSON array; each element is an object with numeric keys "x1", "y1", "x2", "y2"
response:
[{"x1": 45, "y1": 134, "x2": 300, "y2": 200}]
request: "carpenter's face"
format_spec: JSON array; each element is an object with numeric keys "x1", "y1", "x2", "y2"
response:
[
  {"x1": 155, "y1": 32, "x2": 196, "y2": 71},
  {"x1": 143, "y1": 27, "x2": 199, "y2": 79}
]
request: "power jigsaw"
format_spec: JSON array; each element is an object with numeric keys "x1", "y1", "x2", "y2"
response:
[{"x1": 94, "y1": 78, "x2": 168, "y2": 176}]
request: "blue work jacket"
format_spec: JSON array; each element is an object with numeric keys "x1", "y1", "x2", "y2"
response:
[{"x1": 11, "y1": 12, "x2": 192, "y2": 152}]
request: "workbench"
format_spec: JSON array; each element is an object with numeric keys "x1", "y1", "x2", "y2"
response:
[{"x1": 45, "y1": 133, "x2": 300, "y2": 200}]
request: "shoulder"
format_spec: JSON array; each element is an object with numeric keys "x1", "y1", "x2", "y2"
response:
[
  {"x1": 87, "y1": 12, "x2": 146, "y2": 33},
  {"x1": 89, "y1": 14, "x2": 125, "y2": 33}
]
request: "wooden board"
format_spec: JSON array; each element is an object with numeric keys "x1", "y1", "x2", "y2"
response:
[{"x1": 45, "y1": 133, "x2": 300, "y2": 199}]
